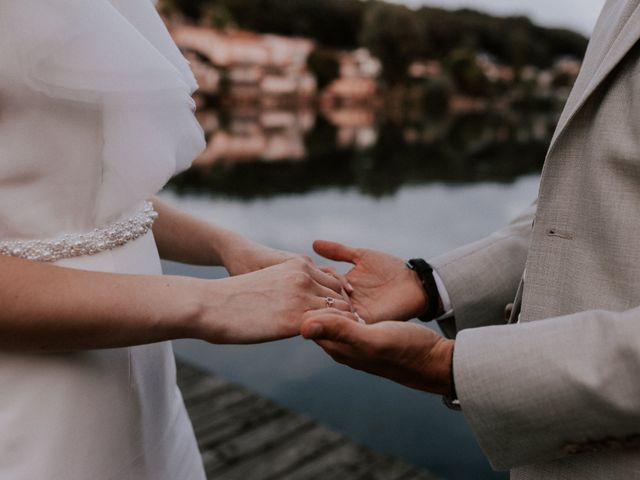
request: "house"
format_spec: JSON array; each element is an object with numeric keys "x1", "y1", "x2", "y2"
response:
[
  {"x1": 192, "y1": 110, "x2": 314, "y2": 165},
  {"x1": 169, "y1": 25, "x2": 317, "y2": 102},
  {"x1": 476, "y1": 54, "x2": 515, "y2": 84},
  {"x1": 322, "y1": 48, "x2": 381, "y2": 104},
  {"x1": 408, "y1": 60, "x2": 443, "y2": 79}
]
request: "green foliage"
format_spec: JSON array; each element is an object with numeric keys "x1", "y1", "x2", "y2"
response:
[
  {"x1": 307, "y1": 48, "x2": 340, "y2": 89},
  {"x1": 418, "y1": 8, "x2": 587, "y2": 67},
  {"x1": 156, "y1": 0, "x2": 181, "y2": 16},
  {"x1": 166, "y1": 0, "x2": 367, "y2": 47},
  {"x1": 446, "y1": 49, "x2": 491, "y2": 96},
  {"x1": 420, "y1": 78, "x2": 452, "y2": 114},
  {"x1": 201, "y1": 5, "x2": 236, "y2": 29},
  {"x1": 162, "y1": 0, "x2": 588, "y2": 84},
  {"x1": 161, "y1": 0, "x2": 202, "y2": 18},
  {"x1": 359, "y1": 3, "x2": 426, "y2": 83}
]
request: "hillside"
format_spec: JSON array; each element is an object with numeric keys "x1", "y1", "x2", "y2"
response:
[{"x1": 160, "y1": 0, "x2": 588, "y2": 77}]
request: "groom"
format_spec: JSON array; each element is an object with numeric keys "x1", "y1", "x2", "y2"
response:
[{"x1": 302, "y1": 1, "x2": 640, "y2": 478}]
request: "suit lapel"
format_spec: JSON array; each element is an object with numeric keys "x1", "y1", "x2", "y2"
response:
[{"x1": 547, "y1": 0, "x2": 640, "y2": 156}]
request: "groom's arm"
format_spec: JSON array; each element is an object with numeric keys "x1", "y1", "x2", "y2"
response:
[
  {"x1": 454, "y1": 306, "x2": 640, "y2": 469},
  {"x1": 302, "y1": 297, "x2": 640, "y2": 471},
  {"x1": 430, "y1": 201, "x2": 536, "y2": 337}
]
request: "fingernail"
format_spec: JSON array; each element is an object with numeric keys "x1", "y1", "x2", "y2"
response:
[{"x1": 347, "y1": 283, "x2": 354, "y2": 293}]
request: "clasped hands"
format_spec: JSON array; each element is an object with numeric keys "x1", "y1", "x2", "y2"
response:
[{"x1": 217, "y1": 236, "x2": 454, "y2": 397}]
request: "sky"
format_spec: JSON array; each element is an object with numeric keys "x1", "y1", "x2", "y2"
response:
[{"x1": 391, "y1": 0, "x2": 607, "y2": 35}]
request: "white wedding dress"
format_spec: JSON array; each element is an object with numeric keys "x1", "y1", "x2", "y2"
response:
[{"x1": 0, "y1": 1, "x2": 207, "y2": 478}]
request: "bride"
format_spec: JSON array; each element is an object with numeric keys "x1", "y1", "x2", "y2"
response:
[{"x1": 0, "y1": 1, "x2": 353, "y2": 479}]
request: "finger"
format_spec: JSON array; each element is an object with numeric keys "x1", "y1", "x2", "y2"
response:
[
  {"x1": 314, "y1": 339, "x2": 352, "y2": 363},
  {"x1": 320, "y1": 266, "x2": 354, "y2": 294},
  {"x1": 304, "y1": 308, "x2": 357, "y2": 322},
  {"x1": 307, "y1": 266, "x2": 343, "y2": 294},
  {"x1": 313, "y1": 240, "x2": 359, "y2": 264},
  {"x1": 309, "y1": 295, "x2": 352, "y2": 313},
  {"x1": 312, "y1": 283, "x2": 353, "y2": 307},
  {"x1": 301, "y1": 312, "x2": 366, "y2": 342}
]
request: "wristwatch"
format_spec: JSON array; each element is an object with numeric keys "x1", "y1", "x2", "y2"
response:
[
  {"x1": 443, "y1": 395, "x2": 461, "y2": 410},
  {"x1": 406, "y1": 258, "x2": 441, "y2": 321},
  {"x1": 407, "y1": 258, "x2": 461, "y2": 411}
]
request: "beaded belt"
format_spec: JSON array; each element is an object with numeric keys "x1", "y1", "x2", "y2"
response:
[{"x1": 0, "y1": 202, "x2": 159, "y2": 262}]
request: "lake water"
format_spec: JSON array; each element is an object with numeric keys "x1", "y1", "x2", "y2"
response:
[{"x1": 161, "y1": 109, "x2": 547, "y2": 480}]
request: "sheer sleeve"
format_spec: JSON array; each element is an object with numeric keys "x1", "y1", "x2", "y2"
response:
[{"x1": 0, "y1": 0, "x2": 205, "y2": 223}]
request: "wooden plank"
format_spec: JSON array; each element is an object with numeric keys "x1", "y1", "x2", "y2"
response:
[
  {"x1": 203, "y1": 413, "x2": 315, "y2": 473},
  {"x1": 397, "y1": 472, "x2": 439, "y2": 480},
  {"x1": 196, "y1": 397, "x2": 285, "y2": 449},
  {"x1": 176, "y1": 362, "x2": 207, "y2": 385},
  {"x1": 180, "y1": 375, "x2": 233, "y2": 406},
  {"x1": 363, "y1": 457, "x2": 431, "y2": 480},
  {"x1": 284, "y1": 442, "x2": 378, "y2": 480},
  {"x1": 176, "y1": 359, "x2": 435, "y2": 480},
  {"x1": 211, "y1": 425, "x2": 345, "y2": 479},
  {"x1": 186, "y1": 387, "x2": 250, "y2": 424},
  {"x1": 285, "y1": 442, "x2": 426, "y2": 480}
]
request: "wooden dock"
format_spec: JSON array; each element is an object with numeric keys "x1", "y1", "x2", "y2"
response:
[{"x1": 176, "y1": 359, "x2": 437, "y2": 480}]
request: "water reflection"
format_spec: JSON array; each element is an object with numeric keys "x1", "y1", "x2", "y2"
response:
[
  {"x1": 170, "y1": 104, "x2": 555, "y2": 198},
  {"x1": 193, "y1": 108, "x2": 315, "y2": 164}
]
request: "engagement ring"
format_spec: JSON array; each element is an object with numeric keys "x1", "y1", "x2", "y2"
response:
[{"x1": 325, "y1": 297, "x2": 335, "y2": 308}]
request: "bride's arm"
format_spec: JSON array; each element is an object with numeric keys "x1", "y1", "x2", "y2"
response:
[
  {"x1": 152, "y1": 196, "x2": 298, "y2": 275},
  {"x1": 0, "y1": 254, "x2": 351, "y2": 352}
]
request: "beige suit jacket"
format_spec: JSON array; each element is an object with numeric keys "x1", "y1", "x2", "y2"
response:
[{"x1": 430, "y1": 1, "x2": 640, "y2": 478}]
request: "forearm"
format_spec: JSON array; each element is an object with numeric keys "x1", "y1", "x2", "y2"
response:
[
  {"x1": 0, "y1": 254, "x2": 202, "y2": 352},
  {"x1": 151, "y1": 196, "x2": 243, "y2": 267},
  {"x1": 431, "y1": 201, "x2": 536, "y2": 336},
  {"x1": 455, "y1": 307, "x2": 640, "y2": 469},
  {"x1": 0, "y1": 247, "x2": 349, "y2": 352}
]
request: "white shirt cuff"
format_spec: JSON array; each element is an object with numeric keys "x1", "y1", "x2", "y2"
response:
[{"x1": 432, "y1": 269, "x2": 454, "y2": 320}]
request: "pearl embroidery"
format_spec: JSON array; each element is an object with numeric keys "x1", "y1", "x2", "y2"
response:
[{"x1": 0, "y1": 202, "x2": 158, "y2": 262}]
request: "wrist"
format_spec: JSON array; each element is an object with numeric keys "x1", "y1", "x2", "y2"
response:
[
  {"x1": 147, "y1": 275, "x2": 208, "y2": 340},
  {"x1": 209, "y1": 228, "x2": 244, "y2": 268},
  {"x1": 176, "y1": 277, "x2": 209, "y2": 339},
  {"x1": 407, "y1": 269, "x2": 429, "y2": 318},
  {"x1": 428, "y1": 338, "x2": 455, "y2": 396},
  {"x1": 406, "y1": 259, "x2": 444, "y2": 321},
  {"x1": 181, "y1": 277, "x2": 232, "y2": 342}
]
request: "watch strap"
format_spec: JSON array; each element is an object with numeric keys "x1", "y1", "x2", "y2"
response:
[{"x1": 406, "y1": 258, "x2": 440, "y2": 321}]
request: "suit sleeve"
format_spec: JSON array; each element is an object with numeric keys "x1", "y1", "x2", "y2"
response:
[
  {"x1": 454, "y1": 307, "x2": 640, "y2": 470},
  {"x1": 429, "y1": 202, "x2": 536, "y2": 338}
]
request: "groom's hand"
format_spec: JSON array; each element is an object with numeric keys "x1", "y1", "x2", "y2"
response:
[
  {"x1": 313, "y1": 240, "x2": 435, "y2": 324},
  {"x1": 301, "y1": 310, "x2": 454, "y2": 396}
]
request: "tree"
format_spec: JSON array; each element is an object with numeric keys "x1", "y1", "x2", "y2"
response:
[
  {"x1": 446, "y1": 49, "x2": 491, "y2": 97},
  {"x1": 359, "y1": 3, "x2": 427, "y2": 84},
  {"x1": 200, "y1": 5, "x2": 236, "y2": 29},
  {"x1": 161, "y1": 0, "x2": 588, "y2": 72}
]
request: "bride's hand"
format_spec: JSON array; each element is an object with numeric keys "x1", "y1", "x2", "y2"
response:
[
  {"x1": 191, "y1": 257, "x2": 353, "y2": 344},
  {"x1": 220, "y1": 236, "x2": 353, "y2": 294},
  {"x1": 221, "y1": 236, "x2": 299, "y2": 276}
]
